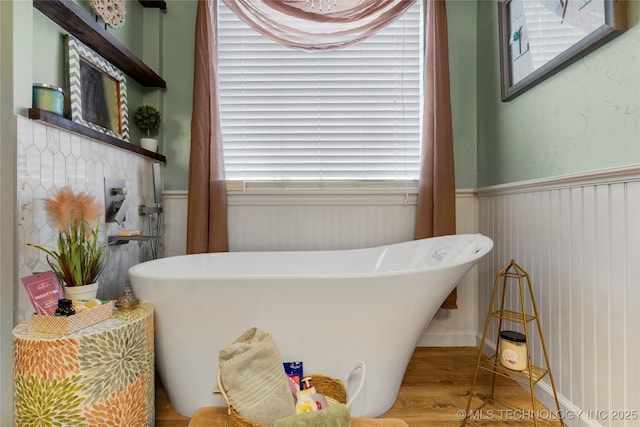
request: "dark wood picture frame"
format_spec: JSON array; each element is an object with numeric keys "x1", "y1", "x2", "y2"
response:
[{"x1": 498, "y1": 0, "x2": 627, "y2": 102}]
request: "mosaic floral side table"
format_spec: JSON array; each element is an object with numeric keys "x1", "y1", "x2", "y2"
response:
[{"x1": 13, "y1": 302, "x2": 154, "y2": 426}]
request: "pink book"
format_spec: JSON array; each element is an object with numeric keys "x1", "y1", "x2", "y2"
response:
[{"x1": 21, "y1": 271, "x2": 64, "y2": 316}]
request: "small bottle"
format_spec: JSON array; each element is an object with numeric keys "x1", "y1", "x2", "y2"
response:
[
  {"x1": 295, "y1": 388, "x2": 318, "y2": 413},
  {"x1": 301, "y1": 377, "x2": 329, "y2": 411},
  {"x1": 56, "y1": 299, "x2": 76, "y2": 316}
]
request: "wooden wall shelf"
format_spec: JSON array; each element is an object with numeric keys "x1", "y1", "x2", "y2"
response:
[
  {"x1": 33, "y1": 0, "x2": 166, "y2": 88},
  {"x1": 29, "y1": 108, "x2": 166, "y2": 163},
  {"x1": 139, "y1": 0, "x2": 167, "y2": 10}
]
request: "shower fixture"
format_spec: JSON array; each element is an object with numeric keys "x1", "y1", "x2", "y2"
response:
[
  {"x1": 139, "y1": 204, "x2": 163, "y2": 216},
  {"x1": 104, "y1": 177, "x2": 128, "y2": 224}
]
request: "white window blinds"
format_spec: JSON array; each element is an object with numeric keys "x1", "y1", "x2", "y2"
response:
[{"x1": 217, "y1": 1, "x2": 423, "y2": 181}]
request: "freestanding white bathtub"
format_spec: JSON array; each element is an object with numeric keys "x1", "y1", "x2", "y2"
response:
[{"x1": 129, "y1": 233, "x2": 492, "y2": 418}]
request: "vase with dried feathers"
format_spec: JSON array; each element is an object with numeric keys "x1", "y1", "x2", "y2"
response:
[{"x1": 28, "y1": 186, "x2": 107, "y2": 300}]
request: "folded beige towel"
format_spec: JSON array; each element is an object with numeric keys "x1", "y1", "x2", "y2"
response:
[
  {"x1": 274, "y1": 404, "x2": 351, "y2": 427},
  {"x1": 219, "y1": 328, "x2": 296, "y2": 426}
]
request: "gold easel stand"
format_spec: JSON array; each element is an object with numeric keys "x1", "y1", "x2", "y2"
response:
[{"x1": 462, "y1": 260, "x2": 563, "y2": 426}]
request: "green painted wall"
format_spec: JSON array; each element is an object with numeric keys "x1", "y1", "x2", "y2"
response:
[
  {"x1": 449, "y1": 0, "x2": 478, "y2": 189},
  {"x1": 0, "y1": 1, "x2": 12, "y2": 421},
  {"x1": 477, "y1": 0, "x2": 640, "y2": 187},
  {"x1": 161, "y1": 0, "x2": 479, "y2": 190},
  {"x1": 162, "y1": 0, "x2": 196, "y2": 191},
  {"x1": 0, "y1": 2, "x2": 29, "y2": 423}
]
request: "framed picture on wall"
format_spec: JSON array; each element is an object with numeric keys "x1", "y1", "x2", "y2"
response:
[
  {"x1": 498, "y1": 0, "x2": 627, "y2": 102},
  {"x1": 65, "y1": 35, "x2": 129, "y2": 141}
]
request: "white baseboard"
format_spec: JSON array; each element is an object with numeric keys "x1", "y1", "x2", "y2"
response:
[{"x1": 417, "y1": 331, "x2": 477, "y2": 347}]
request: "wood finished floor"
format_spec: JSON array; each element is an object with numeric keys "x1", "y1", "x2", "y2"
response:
[{"x1": 155, "y1": 347, "x2": 561, "y2": 427}]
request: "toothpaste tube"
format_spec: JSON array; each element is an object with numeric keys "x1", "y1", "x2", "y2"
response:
[{"x1": 283, "y1": 361, "x2": 304, "y2": 392}]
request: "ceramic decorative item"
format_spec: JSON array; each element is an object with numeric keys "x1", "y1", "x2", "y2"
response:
[
  {"x1": 90, "y1": 0, "x2": 127, "y2": 29},
  {"x1": 140, "y1": 138, "x2": 158, "y2": 153},
  {"x1": 115, "y1": 285, "x2": 140, "y2": 310},
  {"x1": 64, "y1": 282, "x2": 99, "y2": 301}
]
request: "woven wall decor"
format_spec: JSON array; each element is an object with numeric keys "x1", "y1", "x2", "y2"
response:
[{"x1": 91, "y1": 0, "x2": 127, "y2": 29}]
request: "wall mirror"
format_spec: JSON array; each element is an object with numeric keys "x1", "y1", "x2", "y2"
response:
[{"x1": 65, "y1": 34, "x2": 129, "y2": 141}]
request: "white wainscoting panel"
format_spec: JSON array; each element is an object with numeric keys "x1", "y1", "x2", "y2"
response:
[
  {"x1": 163, "y1": 191, "x2": 189, "y2": 258},
  {"x1": 476, "y1": 166, "x2": 640, "y2": 427},
  {"x1": 163, "y1": 188, "x2": 478, "y2": 346}
]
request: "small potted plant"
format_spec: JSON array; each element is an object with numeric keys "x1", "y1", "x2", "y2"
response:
[
  {"x1": 28, "y1": 186, "x2": 107, "y2": 300},
  {"x1": 134, "y1": 104, "x2": 161, "y2": 152}
]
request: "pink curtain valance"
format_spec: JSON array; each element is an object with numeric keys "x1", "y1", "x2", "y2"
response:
[{"x1": 222, "y1": 0, "x2": 416, "y2": 50}]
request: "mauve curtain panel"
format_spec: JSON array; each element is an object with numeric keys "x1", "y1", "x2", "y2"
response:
[
  {"x1": 186, "y1": 0, "x2": 229, "y2": 254},
  {"x1": 416, "y1": 0, "x2": 458, "y2": 309}
]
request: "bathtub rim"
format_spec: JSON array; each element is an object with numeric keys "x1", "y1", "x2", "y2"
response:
[{"x1": 129, "y1": 233, "x2": 493, "y2": 281}]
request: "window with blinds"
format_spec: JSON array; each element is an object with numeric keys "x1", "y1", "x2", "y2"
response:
[{"x1": 217, "y1": 1, "x2": 423, "y2": 181}]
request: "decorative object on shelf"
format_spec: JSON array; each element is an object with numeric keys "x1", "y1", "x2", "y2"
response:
[
  {"x1": 462, "y1": 260, "x2": 563, "y2": 427},
  {"x1": 498, "y1": 330, "x2": 527, "y2": 371},
  {"x1": 498, "y1": 0, "x2": 627, "y2": 101},
  {"x1": 90, "y1": 0, "x2": 127, "y2": 29},
  {"x1": 32, "y1": 83, "x2": 64, "y2": 116},
  {"x1": 133, "y1": 104, "x2": 161, "y2": 152},
  {"x1": 20, "y1": 271, "x2": 65, "y2": 316},
  {"x1": 30, "y1": 300, "x2": 114, "y2": 335},
  {"x1": 115, "y1": 284, "x2": 140, "y2": 310},
  {"x1": 66, "y1": 34, "x2": 129, "y2": 142},
  {"x1": 27, "y1": 186, "x2": 107, "y2": 298}
]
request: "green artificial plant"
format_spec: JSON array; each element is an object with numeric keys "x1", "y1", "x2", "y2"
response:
[
  {"x1": 133, "y1": 105, "x2": 162, "y2": 137},
  {"x1": 28, "y1": 187, "x2": 107, "y2": 287}
]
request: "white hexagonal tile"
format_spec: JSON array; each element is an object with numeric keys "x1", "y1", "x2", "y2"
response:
[
  {"x1": 17, "y1": 116, "x2": 33, "y2": 150},
  {"x1": 75, "y1": 158, "x2": 88, "y2": 189},
  {"x1": 65, "y1": 156, "x2": 78, "y2": 187},
  {"x1": 59, "y1": 131, "x2": 71, "y2": 157},
  {"x1": 46, "y1": 126, "x2": 60, "y2": 154},
  {"x1": 94, "y1": 162, "x2": 105, "y2": 187},
  {"x1": 40, "y1": 150, "x2": 54, "y2": 190},
  {"x1": 107, "y1": 147, "x2": 116, "y2": 164},
  {"x1": 96, "y1": 144, "x2": 108, "y2": 163},
  {"x1": 53, "y1": 152, "x2": 66, "y2": 187},
  {"x1": 17, "y1": 151, "x2": 28, "y2": 182},
  {"x1": 33, "y1": 122, "x2": 47, "y2": 152},
  {"x1": 25, "y1": 146, "x2": 41, "y2": 189},
  {"x1": 32, "y1": 184, "x2": 49, "y2": 201},
  {"x1": 70, "y1": 134, "x2": 83, "y2": 159}
]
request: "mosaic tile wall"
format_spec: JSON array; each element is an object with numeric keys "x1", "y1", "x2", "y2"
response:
[{"x1": 16, "y1": 115, "x2": 163, "y2": 323}]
